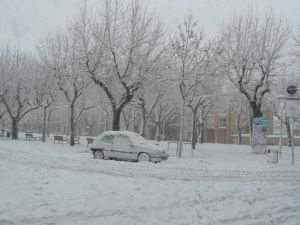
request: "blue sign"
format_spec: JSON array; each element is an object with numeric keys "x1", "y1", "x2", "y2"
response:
[
  {"x1": 287, "y1": 85, "x2": 297, "y2": 95},
  {"x1": 253, "y1": 118, "x2": 268, "y2": 126}
]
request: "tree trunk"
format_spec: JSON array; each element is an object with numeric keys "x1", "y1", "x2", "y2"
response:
[
  {"x1": 121, "y1": 111, "x2": 130, "y2": 130},
  {"x1": 112, "y1": 108, "x2": 121, "y2": 131},
  {"x1": 125, "y1": 122, "x2": 129, "y2": 130},
  {"x1": 200, "y1": 122, "x2": 204, "y2": 144},
  {"x1": 285, "y1": 117, "x2": 292, "y2": 147},
  {"x1": 42, "y1": 107, "x2": 47, "y2": 143},
  {"x1": 47, "y1": 109, "x2": 53, "y2": 137},
  {"x1": 237, "y1": 127, "x2": 242, "y2": 145},
  {"x1": 250, "y1": 102, "x2": 263, "y2": 118},
  {"x1": 236, "y1": 112, "x2": 242, "y2": 145},
  {"x1": 177, "y1": 100, "x2": 185, "y2": 157},
  {"x1": 197, "y1": 110, "x2": 204, "y2": 144},
  {"x1": 141, "y1": 113, "x2": 147, "y2": 137},
  {"x1": 162, "y1": 123, "x2": 165, "y2": 141},
  {"x1": 191, "y1": 108, "x2": 197, "y2": 150},
  {"x1": 155, "y1": 123, "x2": 160, "y2": 141},
  {"x1": 133, "y1": 117, "x2": 139, "y2": 133},
  {"x1": 11, "y1": 118, "x2": 18, "y2": 139},
  {"x1": 248, "y1": 114, "x2": 253, "y2": 146},
  {"x1": 70, "y1": 105, "x2": 75, "y2": 146},
  {"x1": 105, "y1": 113, "x2": 109, "y2": 131}
]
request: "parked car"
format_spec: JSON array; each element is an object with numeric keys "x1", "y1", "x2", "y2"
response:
[{"x1": 90, "y1": 131, "x2": 169, "y2": 162}]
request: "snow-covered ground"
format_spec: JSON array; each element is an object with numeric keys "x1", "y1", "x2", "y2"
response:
[{"x1": 0, "y1": 137, "x2": 300, "y2": 225}]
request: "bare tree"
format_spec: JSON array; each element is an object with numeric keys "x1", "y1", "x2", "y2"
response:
[
  {"x1": 185, "y1": 43, "x2": 221, "y2": 149},
  {"x1": 73, "y1": 0, "x2": 165, "y2": 131},
  {"x1": 84, "y1": 112, "x2": 97, "y2": 136},
  {"x1": 197, "y1": 99, "x2": 214, "y2": 144},
  {"x1": 0, "y1": 106, "x2": 7, "y2": 136},
  {"x1": 221, "y1": 12, "x2": 290, "y2": 140},
  {"x1": 35, "y1": 68, "x2": 57, "y2": 142},
  {"x1": 187, "y1": 85, "x2": 217, "y2": 149},
  {"x1": 121, "y1": 106, "x2": 134, "y2": 131},
  {"x1": 0, "y1": 107, "x2": 6, "y2": 120},
  {"x1": 38, "y1": 32, "x2": 91, "y2": 146},
  {"x1": 230, "y1": 94, "x2": 250, "y2": 144},
  {"x1": 0, "y1": 47, "x2": 39, "y2": 139},
  {"x1": 171, "y1": 14, "x2": 211, "y2": 156},
  {"x1": 271, "y1": 99, "x2": 292, "y2": 146},
  {"x1": 135, "y1": 80, "x2": 163, "y2": 138},
  {"x1": 151, "y1": 100, "x2": 179, "y2": 141},
  {"x1": 133, "y1": 110, "x2": 142, "y2": 133}
]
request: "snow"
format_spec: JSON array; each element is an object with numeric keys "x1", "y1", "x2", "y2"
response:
[{"x1": 1, "y1": 137, "x2": 300, "y2": 225}]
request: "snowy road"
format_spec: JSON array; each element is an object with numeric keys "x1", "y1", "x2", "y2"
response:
[{"x1": 1, "y1": 139, "x2": 300, "y2": 225}]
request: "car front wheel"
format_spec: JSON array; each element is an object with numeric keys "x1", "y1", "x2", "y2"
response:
[
  {"x1": 94, "y1": 150, "x2": 104, "y2": 159},
  {"x1": 138, "y1": 153, "x2": 150, "y2": 162}
]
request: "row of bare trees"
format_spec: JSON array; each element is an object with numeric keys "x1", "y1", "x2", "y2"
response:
[{"x1": 0, "y1": 0, "x2": 299, "y2": 153}]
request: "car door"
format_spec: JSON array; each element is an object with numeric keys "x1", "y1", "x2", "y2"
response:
[
  {"x1": 113, "y1": 134, "x2": 137, "y2": 160},
  {"x1": 100, "y1": 134, "x2": 115, "y2": 158}
]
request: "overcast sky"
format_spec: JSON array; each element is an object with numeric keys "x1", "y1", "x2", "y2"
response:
[{"x1": 1, "y1": 0, "x2": 300, "y2": 51}]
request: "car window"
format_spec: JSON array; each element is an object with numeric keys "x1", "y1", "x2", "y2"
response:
[
  {"x1": 130, "y1": 134, "x2": 147, "y2": 144},
  {"x1": 115, "y1": 134, "x2": 132, "y2": 146},
  {"x1": 101, "y1": 135, "x2": 114, "y2": 144}
]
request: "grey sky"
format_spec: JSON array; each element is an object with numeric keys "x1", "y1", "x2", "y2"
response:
[{"x1": 1, "y1": 0, "x2": 300, "y2": 51}]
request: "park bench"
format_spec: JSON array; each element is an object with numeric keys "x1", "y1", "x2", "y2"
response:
[
  {"x1": 87, "y1": 137, "x2": 94, "y2": 147},
  {"x1": 25, "y1": 133, "x2": 37, "y2": 141},
  {"x1": 67, "y1": 136, "x2": 80, "y2": 144},
  {"x1": 54, "y1": 135, "x2": 68, "y2": 144}
]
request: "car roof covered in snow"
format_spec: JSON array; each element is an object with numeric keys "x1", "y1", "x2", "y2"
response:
[{"x1": 98, "y1": 130, "x2": 143, "y2": 138}]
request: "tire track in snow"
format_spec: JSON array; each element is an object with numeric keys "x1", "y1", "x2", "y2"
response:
[{"x1": 1, "y1": 148, "x2": 300, "y2": 183}]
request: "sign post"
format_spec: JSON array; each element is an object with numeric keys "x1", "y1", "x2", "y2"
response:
[
  {"x1": 252, "y1": 118, "x2": 268, "y2": 154},
  {"x1": 279, "y1": 102, "x2": 284, "y2": 158},
  {"x1": 284, "y1": 85, "x2": 298, "y2": 165}
]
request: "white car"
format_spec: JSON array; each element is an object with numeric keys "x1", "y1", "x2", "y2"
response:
[{"x1": 90, "y1": 131, "x2": 169, "y2": 162}]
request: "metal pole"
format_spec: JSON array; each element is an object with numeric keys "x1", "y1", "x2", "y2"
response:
[
  {"x1": 279, "y1": 105, "x2": 283, "y2": 158},
  {"x1": 291, "y1": 117, "x2": 295, "y2": 165}
]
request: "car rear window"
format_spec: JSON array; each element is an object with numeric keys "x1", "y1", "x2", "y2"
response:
[{"x1": 101, "y1": 135, "x2": 114, "y2": 143}]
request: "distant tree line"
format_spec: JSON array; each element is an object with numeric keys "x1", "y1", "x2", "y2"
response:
[{"x1": 0, "y1": 0, "x2": 297, "y2": 154}]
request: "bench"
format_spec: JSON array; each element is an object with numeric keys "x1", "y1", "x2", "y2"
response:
[
  {"x1": 67, "y1": 136, "x2": 80, "y2": 144},
  {"x1": 54, "y1": 135, "x2": 68, "y2": 144},
  {"x1": 87, "y1": 137, "x2": 94, "y2": 147},
  {"x1": 25, "y1": 133, "x2": 37, "y2": 141}
]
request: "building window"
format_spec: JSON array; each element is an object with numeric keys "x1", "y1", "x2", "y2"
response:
[{"x1": 219, "y1": 118, "x2": 226, "y2": 128}]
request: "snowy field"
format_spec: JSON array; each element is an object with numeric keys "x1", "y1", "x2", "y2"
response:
[{"x1": 1, "y1": 137, "x2": 300, "y2": 225}]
